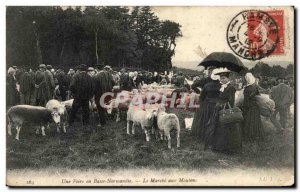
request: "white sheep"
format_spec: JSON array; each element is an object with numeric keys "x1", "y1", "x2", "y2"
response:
[
  {"x1": 7, "y1": 105, "x2": 61, "y2": 140},
  {"x1": 155, "y1": 108, "x2": 180, "y2": 149},
  {"x1": 46, "y1": 99, "x2": 68, "y2": 133},
  {"x1": 126, "y1": 106, "x2": 157, "y2": 142}
]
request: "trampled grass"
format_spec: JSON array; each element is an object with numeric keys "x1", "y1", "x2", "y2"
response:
[{"x1": 6, "y1": 110, "x2": 294, "y2": 171}]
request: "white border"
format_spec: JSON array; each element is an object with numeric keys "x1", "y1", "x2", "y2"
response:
[{"x1": 0, "y1": 1, "x2": 298, "y2": 192}]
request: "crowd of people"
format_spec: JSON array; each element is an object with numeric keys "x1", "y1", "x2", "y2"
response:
[
  {"x1": 6, "y1": 64, "x2": 191, "y2": 128},
  {"x1": 6, "y1": 64, "x2": 294, "y2": 153},
  {"x1": 190, "y1": 67, "x2": 294, "y2": 153}
]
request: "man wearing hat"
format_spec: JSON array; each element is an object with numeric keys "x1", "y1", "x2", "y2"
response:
[
  {"x1": 87, "y1": 67, "x2": 96, "y2": 77},
  {"x1": 69, "y1": 64, "x2": 95, "y2": 132},
  {"x1": 34, "y1": 64, "x2": 47, "y2": 106},
  {"x1": 270, "y1": 76, "x2": 294, "y2": 130}
]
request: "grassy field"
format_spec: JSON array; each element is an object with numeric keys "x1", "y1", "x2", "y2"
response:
[{"x1": 6, "y1": 108, "x2": 294, "y2": 172}]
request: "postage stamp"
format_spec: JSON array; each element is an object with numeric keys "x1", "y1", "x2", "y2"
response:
[
  {"x1": 266, "y1": 10, "x2": 285, "y2": 55},
  {"x1": 227, "y1": 10, "x2": 282, "y2": 60}
]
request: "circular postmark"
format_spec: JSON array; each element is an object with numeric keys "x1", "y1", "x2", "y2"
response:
[{"x1": 227, "y1": 10, "x2": 279, "y2": 60}]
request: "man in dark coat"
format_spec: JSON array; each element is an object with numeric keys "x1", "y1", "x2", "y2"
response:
[
  {"x1": 270, "y1": 77, "x2": 294, "y2": 130},
  {"x1": 34, "y1": 64, "x2": 47, "y2": 106},
  {"x1": 119, "y1": 69, "x2": 131, "y2": 91},
  {"x1": 45, "y1": 65, "x2": 55, "y2": 101},
  {"x1": 56, "y1": 69, "x2": 69, "y2": 101},
  {"x1": 94, "y1": 65, "x2": 114, "y2": 127},
  {"x1": 68, "y1": 64, "x2": 95, "y2": 129},
  {"x1": 19, "y1": 67, "x2": 34, "y2": 104}
]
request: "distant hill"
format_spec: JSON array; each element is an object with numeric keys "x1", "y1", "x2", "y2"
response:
[
  {"x1": 173, "y1": 67, "x2": 203, "y2": 75},
  {"x1": 173, "y1": 61, "x2": 203, "y2": 71}
]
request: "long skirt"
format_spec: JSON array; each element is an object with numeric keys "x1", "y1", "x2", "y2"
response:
[
  {"x1": 242, "y1": 104, "x2": 265, "y2": 142},
  {"x1": 207, "y1": 106, "x2": 242, "y2": 152},
  {"x1": 191, "y1": 99, "x2": 217, "y2": 142}
]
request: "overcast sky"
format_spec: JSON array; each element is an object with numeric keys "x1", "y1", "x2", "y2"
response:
[{"x1": 152, "y1": 6, "x2": 294, "y2": 70}]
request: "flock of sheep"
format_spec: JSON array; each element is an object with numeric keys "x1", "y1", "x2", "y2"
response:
[{"x1": 6, "y1": 88, "x2": 182, "y2": 149}]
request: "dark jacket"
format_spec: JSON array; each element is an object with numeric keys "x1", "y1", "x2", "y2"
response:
[
  {"x1": 191, "y1": 77, "x2": 212, "y2": 94},
  {"x1": 219, "y1": 83, "x2": 236, "y2": 107},
  {"x1": 34, "y1": 70, "x2": 47, "y2": 101},
  {"x1": 270, "y1": 83, "x2": 294, "y2": 109},
  {"x1": 56, "y1": 71, "x2": 69, "y2": 92},
  {"x1": 200, "y1": 80, "x2": 221, "y2": 102},
  {"x1": 19, "y1": 72, "x2": 34, "y2": 94},
  {"x1": 120, "y1": 73, "x2": 131, "y2": 91},
  {"x1": 70, "y1": 71, "x2": 94, "y2": 100},
  {"x1": 243, "y1": 84, "x2": 260, "y2": 109},
  {"x1": 94, "y1": 70, "x2": 114, "y2": 96}
]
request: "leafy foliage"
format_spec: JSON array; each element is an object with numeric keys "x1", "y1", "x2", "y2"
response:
[
  {"x1": 250, "y1": 62, "x2": 294, "y2": 78},
  {"x1": 6, "y1": 6, "x2": 182, "y2": 71}
]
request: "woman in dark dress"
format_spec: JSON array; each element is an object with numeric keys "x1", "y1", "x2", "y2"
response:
[
  {"x1": 191, "y1": 69, "x2": 221, "y2": 145},
  {"x1": 242, "y1": 73, "x2": 264, "y2": 142},
  {"x1": 209, "y1": 70, "x2": 242, "y2": 153}
]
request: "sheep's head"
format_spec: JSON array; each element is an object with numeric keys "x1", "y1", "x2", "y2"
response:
[
  {"x1": 145, "y1": 108, "x2": 158, "y2": 121},
  {"x1": 51, "y1": 108, "x2": 61, "y2": 125},
  {"x1": 106, "y1": 101, "x2": 114, "y2": 114}
]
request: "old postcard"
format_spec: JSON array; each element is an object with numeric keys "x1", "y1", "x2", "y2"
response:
[{"x1": 6, "y1": 6, "x2": 294, "y2": 187}]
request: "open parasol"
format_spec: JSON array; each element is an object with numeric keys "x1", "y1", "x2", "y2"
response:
[{"x1": 198, "y1": 52, "x2": 247, "y2": 73}]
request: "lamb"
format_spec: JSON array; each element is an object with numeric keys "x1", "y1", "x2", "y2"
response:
[
  {"x1": 7, "y1": 105, "x2": 61, "y2": 140},
  {"x1": 126, "y1": 106, "x2": 157, "y2": 142},
  {"x1": 155, "y1": 108, "x2": 180, "y2": 149}
]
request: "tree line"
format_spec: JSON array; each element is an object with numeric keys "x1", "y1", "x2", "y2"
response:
[
  {"x1": 250, "y1": 62, "x2": 294, "y2": 78},
  {"x1": 6, "y1": 6, "x2": 182, "y2": 72}
]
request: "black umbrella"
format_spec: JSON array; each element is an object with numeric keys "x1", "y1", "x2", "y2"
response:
[{"x1": 198, "y1": 52, "x2": 247, "y2": 73}]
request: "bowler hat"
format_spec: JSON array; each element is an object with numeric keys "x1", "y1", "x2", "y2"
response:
[{"x1": 78, "y1": 64, "x2": 87, "y2": 71}]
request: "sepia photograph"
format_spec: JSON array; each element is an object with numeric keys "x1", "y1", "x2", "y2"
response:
[{"x1": 5, "y1": 5, "x2": 295, "y2": 187}]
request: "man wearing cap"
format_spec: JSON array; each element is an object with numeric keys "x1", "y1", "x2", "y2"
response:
[
  {"x1": 34, "y1": 64, "x2": 47, "y2": 106},
  {"x1": 69, "y1": 64, "x2": 95, "y2": 131},
  {"x1": 270, "y1": 77, "x2": 294, "y2": 130}
]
